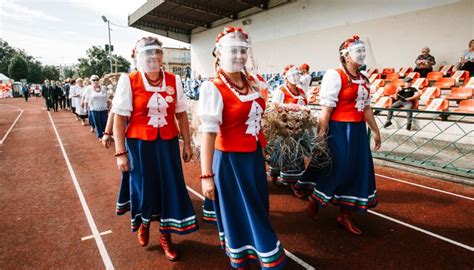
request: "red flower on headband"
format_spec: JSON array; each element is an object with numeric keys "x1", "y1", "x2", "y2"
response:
[
  {"x1": 215, "y1": 26, "x2": 249, "y2": 43},
  {"x1": 342, "y1": 35, "x2": 361, "y2": 49},
  {"x1": 283, "y1": 64, "x2": 295, "y2": 76}
]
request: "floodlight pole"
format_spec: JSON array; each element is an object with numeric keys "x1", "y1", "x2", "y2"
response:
[{"x1": 102, "y1": 15, "x2": 113, "y2": 73}]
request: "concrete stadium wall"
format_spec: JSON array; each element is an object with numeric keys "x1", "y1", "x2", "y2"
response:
[{"x1": 190, "y1": 0, "x2": 473, "y2": 78}]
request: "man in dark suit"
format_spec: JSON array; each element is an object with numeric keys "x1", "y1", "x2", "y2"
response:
[
  {"x1": 41, "y1": 79, "x2": 53, "y2": 111},
  {"x1": 50, "y1": 80, "x2": 61, "y2": 112}
]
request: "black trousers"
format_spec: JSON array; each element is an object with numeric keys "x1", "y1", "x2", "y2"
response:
[
  {"x1": 413, "y1": 67, "x2": 432, "y2": 78},
  {"x1": 24, "y1": 93, "x2": 28, "y2": 102},
  {"x1": 460, "y1": 61, "x2": 474, "y2": 76},
  {"x1": 51, "y1": 97, "x2": 59, "y2": 111}
]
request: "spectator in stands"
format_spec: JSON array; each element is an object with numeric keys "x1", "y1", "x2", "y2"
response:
[
  {"x1": 383, "y1": 77, "x2": 420, "y2": 131},
  {"x1": 414, "y1": 47, "x2": 436, "y2": 78},
  {"x1": 460, "y1": 39, "x2": 474, "y2": 76},
  {"x1": 299, "y1": 63, "x2": 312, "y2": 95}
]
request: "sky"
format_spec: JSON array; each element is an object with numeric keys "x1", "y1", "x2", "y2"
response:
[{"x1": 0, "y1": 0, "x2": 190, "y2": 66}]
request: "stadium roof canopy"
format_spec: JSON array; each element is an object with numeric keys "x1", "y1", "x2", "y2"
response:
[{"x1": 128, "y1": 0, "x2": 290, "y2": 43}]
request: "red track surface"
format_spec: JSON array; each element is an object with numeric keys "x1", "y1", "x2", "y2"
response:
[{"x1": 1, "y1": 98, "x2": 473, "y2": 269}]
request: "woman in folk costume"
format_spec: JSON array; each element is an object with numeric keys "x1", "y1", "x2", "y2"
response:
[
  {"x1": 268, "y1": 65, "x2": 308, "y2": 197},
  {"x1": 198, "y1": 26, "x2": 286, "y2": 270},
  {"x1": 302, "y1": 35, "x2": 381, "y2": 235},
  {"x1": 111, "y1": 36, "x2": 198, "y2": 261}
]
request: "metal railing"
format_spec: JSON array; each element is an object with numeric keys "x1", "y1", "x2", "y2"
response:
[{"x1": 368, "y1": 107, "x2": 473, "y2": 178}]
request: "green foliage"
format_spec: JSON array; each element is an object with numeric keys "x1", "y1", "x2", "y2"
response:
[
  {"x1": 0, "y1": 39, "x2": 17, "y2": 76},
  {"x1": 8, "y1": 55, "x2": 29, "y2": 81},
  {"x1": 42, "y1": 65, "x2": 60, "y2": 81},
  {"x1": 77, "y1": 46, "x2": 130, "y2": 78},
  {"x1": 27, "y1": 61, "x2": 44, "y2": 83}
]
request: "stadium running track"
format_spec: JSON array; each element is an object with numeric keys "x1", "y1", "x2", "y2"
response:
[{"x1": 0, "y1": 98, "x2": 473, "y2": 269}]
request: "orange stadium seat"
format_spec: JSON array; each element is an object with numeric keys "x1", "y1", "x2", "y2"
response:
[
  {"x1": 445, "y1": 87, "x2": 473, "y2": 101},
  {"x1": 427, "y1": 71, "x2": 444, "y2": 82},
  {"x1": 398, "y1": 67, "x2": 413, "y2": 77},
  {"x1": 385, "y1": 73, "x2": 400, "y2": 81},
  {"x1": 412, "y1": 78, "x2": 428, "y2": 90},
  {"x1": 451, "y1": 99, "x2": 474, "y2": 113},
  {"x1": 392, "y1": 79, "x2": 405, "y2": 88},
  {"x1": 425, "y1": 98, "x2": 449, "y2": 111},
  {"x1": 369, "y1": 73, "x2": 382, "y2": 83},
  {"x1": 383, "y1": 83, "x2": 397, "y2": 96},
  {"x1": 382, "y1": 68, "x2": 395, "y2": 75},
  {"x1": 373, "y1": 96, "x2": 392, "y2": 108},
  {"x1": 419, "y1": 87, "x2": 441, "y2": 105},
  {"x1": 464, "y1": 77, "x2": 474, "y2": 88},
  {"x1": 439, "y1": 65, "x2": 454, "y2": 76},
  {"x1": 406, "y1": 72, "x2": 420, "y2": 80},
  {"x1": 435, "y1": 77, "x2": 455, "y2": 89},
  {"x1": 451, "y1": 70, "x2": 470, "y2": 83}
]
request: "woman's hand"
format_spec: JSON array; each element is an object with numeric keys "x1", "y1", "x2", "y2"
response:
[
  {"x1": 201, "y1": 177, "x2": 215, "y2": 200},
  {"x1": 116, "y1": 155, "x2": 130, "y2": 172},
  {"x1": 182, "y1": 143, "x2": 193, "y2": 162},
  {"x1": 101, "y1": 134, "x2": 113, "y2": 148},
  {"x1": 372, "y1": 131, "x2": 382, "y2": 150}
]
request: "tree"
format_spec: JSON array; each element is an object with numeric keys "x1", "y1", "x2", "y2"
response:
[
  {"x1": 42, "y1": 65, "x2": 60, "y2": 81},
  {"x1": 0, "y1": 39, "x2": 17, "y2": 76},
  {"x1": 27, "y1": 61, "x2": 44, "y2": 83},
  {"x1": 8, "y1": 55, "x2": 29, "y2": 81},
  {"x1": 77, "y1": 46, "x2": 130, "y2": 78},
  {"x1": 63, "y1": 66, "x2": 76, "y2": 79}
]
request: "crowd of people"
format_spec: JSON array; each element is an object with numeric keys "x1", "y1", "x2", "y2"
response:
[{"x1": 42, "y1": 30, "x2": 471, "y2": 269}]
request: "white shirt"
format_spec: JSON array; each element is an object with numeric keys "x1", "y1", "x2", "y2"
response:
[
  {"x1": 87, "y1": 87, "x2": 108, "y2": 111},
  {"x1": 111, "y1": 72, "x2": 187, "y2": 117}
]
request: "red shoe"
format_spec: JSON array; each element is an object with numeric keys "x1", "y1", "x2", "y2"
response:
[
  {"x1": 336, "y1": 208, "x2": 362, "y2": 235},
  {"x1": 160, "y1": 233, "x2": 179, "y2": 261},
  {"x1": 291, "y1": 185, "x2": 306, "y2": 199},
  {"x1": 307, "y1": 199, "x2": 319, "y2": 221},
  {"x1": 138, "y1": 224, "x2": 149, "y2": 246}
]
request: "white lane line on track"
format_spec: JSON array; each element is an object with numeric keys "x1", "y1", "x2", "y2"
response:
[
  {"x1": 368, "y1": 210, "x2": 474, "y2": 252},
  {"x1": 48, "y1": 112, "x2": 114, "y2": 270},
  {"x1": 186, "y1": 186, "x2": 316, "y2": 270},
  {"x1": 375, "y1": 173, "x2": 474, "y2": 201},
  {"x1": 0, "y1": 109, "x2": 24, "y2": 145},
  {"x1": 82, "y1": 230, "x2": 113, "y2": 241}
]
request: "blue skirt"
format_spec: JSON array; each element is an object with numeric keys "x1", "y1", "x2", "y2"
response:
[
  {"x1": 116, "y1": 171, "x2": 130, "y2": 215},
  {"x1": 301, "y1": 121, "x2": 378, "y2": 211},
  {"x1": 90, "y1": 110, "x2": 108, "y2": 138},
  {"x1": 88, "y1": 109, "x2": 95, "y2": 128},
  {"x1": 120, "y1": 136, "x2": 198, "y2": 234},
  {"x1": 211, "y1": 145, "x2": 286, "y2": 269}
]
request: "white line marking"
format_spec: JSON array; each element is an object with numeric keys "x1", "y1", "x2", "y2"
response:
[
  {"x1": 47, "y1": 112, "x2": 114, "y2": 269},
  {"x1": 0, "y1": 110, "x2": 24, "y2": 144},
  {"x1": 376, "y1": 173, "x2": 474, "y2": 201},
  {"x1": 82, "y1": 230, "x2": 113, "y2": 241},
  {"x1": 368, "y1": 210, "x2": 474, "y2": 252},
  {"x1": 185, "y1": 186, "x2": 315, "y2": 269}
]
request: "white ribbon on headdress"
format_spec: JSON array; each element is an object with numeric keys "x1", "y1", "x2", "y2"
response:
[{"x1": 137, "y1": 45, "x2": 163, "y2": 53}]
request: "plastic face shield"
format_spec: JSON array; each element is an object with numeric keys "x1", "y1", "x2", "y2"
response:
[
  {"x1": 348, "y1": 43, "x2": 366, "y2": 66},
  {"x1": 217, "y1": 32, "x2": 249, "y2": 73},
  {"x1": 285, "y1": 67, "x2": 301, "y2": 85},
  {"x1": 136, "y1": 45, "x2": 163, "y2": 73}
]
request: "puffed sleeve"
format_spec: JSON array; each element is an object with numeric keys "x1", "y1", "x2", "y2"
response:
[
  {"x1": 271, "y1": 86, "x2": 285, "y2": 104},
  {"x1": 175, "y1": 75, "x2": 188, "y2": 113},
  {"x1": 197, "y1": 81, "x2": 223, "y2": 133},
  {"x1": 319, "y1": 69, "x2": 342, "y2": 107},
  {"x1": 111, "y1": 73, "x2": 133, "y2": 117}
]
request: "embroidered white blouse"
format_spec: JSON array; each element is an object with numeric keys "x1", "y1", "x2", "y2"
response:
[
  {"x1": 197, "y1": 78, "x2": 263, "y2": 135},
  {"x1": 319, "y1": 69, "x2": 371, "y2": 111},
  {"x1": 111, "y1": 71, "x2": 188, "y2": 118}
]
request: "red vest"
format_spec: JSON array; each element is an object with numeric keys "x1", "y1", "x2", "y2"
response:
[
  {"x1": 126, "y1": 71, "x2": 179, "y2": 141},
  {"x1": 281, "y1": 86, "x2": 307, "y2": 105},
  {"x1": 213, "y1": 78, "x2": 267, "y2": 152},
  {"x1": 330, "y1": 68, "x2": 368, "y2": 122}
]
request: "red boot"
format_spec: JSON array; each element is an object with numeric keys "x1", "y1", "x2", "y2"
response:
[
  {"x1": 160, "y1": 233, "x2": 179, "y2": 261},
  {"x1": 336, "y1": 208, "x2": 362, "y2": 235},
  {"x1": 291, "y1": 185, "x2": 306, "y2": 199},
  {"x1": 307, "y1": 199, "x2": 319, "y2": 221},
  {"x1": 137, "y1": 224, "x2": 149, "y2": 246}
]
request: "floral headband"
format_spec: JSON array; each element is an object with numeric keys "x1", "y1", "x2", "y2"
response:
[{"x1": 340, "y1": 35, "x2": 364, "y2": 55}]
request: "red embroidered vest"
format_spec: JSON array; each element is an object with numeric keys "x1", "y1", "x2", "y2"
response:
[
  {"x1": 213, "y1": 78, "x2": 267, "y2": 152},
  {"x1": 281, "y1": 86, "x2": 307, "y2": 105},
  {"x1": 330, "y1": 68, "x2": 367, "y2": 122},
  {"x1": 126, "y1": 71, "x2": 179, "y2": 141}
]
